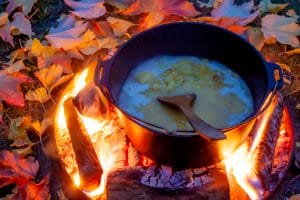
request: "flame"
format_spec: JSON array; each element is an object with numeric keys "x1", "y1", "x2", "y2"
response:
[
  {"x1": 224, "y1": 95, "x2": 277, "y2": 200},
  {"x1": 54, "y1": 60, "x2": 117, "y2": 199}
]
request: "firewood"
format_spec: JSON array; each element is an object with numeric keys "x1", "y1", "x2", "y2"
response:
[
  {"x1": 253, "y1": 94, "x2": 284, "y2": 191},
  {"x1": 63, "y1": 97, "x2": 103, "y2": 191}
]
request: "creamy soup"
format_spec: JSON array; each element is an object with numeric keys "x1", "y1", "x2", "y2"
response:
[{"x1": 118, "y1": 55, "x2": 254, "y2": 131}]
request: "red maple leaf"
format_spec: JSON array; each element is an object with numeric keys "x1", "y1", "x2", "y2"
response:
[{"x1": 0, "y1": 71, "x2": 33, "y2": 107}]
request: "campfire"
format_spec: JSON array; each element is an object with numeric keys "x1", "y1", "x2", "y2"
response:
[{"x1": 52, "y1": 56, "x2": 294, "y2": 200}]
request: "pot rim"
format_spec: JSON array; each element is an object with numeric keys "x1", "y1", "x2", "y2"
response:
[{"x1": 96, "y1": 22, "x2": 273, "y2": 137}]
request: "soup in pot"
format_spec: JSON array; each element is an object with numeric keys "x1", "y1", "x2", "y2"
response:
[{"x1": 118, "y1": 55, "x2": 254, "y2": 131}]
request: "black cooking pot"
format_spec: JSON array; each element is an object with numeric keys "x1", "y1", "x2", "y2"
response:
[{"x1": 95, "y1": 22, "x2": 283, "y2": 168}]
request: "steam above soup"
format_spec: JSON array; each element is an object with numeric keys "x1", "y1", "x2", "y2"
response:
[{"x1": 118, "y1": 55, "x2": 254, "y2": 132}]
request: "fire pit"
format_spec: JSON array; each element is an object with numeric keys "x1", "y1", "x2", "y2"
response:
[{"x1": 51, "y1": 52, "x2": 294, "y2": 199}]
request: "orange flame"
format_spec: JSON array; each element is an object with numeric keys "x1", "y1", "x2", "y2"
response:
[{"x1": 224, "y1": 95, "x2": 277, "y2": 199}]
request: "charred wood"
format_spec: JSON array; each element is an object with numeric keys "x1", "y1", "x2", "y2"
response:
[{"x1": 63, "y1": 97, "x2": 103, "y2": 191}]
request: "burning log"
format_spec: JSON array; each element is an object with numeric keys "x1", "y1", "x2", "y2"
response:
[
  {"x1": 63, "y1": 97, "x2": 103, "y2": 191},
  {"x1": 253, "y1": 94, "x2": 284, "y2": 191}
]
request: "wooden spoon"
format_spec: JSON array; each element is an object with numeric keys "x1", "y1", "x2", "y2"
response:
[{"x1": 157, "y1": 94, "x2": 226, "y2": 141}]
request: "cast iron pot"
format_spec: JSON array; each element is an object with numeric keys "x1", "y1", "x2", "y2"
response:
[{"x1": 95, "y1": 22, "x2": 283, "y2": 168}]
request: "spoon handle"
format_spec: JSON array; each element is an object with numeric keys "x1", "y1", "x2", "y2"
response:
[{"x1": 179, "y1": 106, "x2": 226, "y2": 141}]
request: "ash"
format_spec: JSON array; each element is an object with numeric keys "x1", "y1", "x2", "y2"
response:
[{"x1": 140, "y1": 165, "x2": 216, "y2": 190}]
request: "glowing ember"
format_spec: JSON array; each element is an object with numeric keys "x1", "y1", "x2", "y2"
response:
[{"x1": 224, "y1": 95, "x2": 278, "y2": 199}]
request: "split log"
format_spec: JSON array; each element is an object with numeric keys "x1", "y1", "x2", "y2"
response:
[
  {"x1": 253, "y1": 94, "x2": 284, "y2": 191},
  {"x1": 64, "y1": 97, "x2": 103, "y2": 191}
]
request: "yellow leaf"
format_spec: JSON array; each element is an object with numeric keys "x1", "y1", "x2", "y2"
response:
[
  {"x1": 42, "y1": 46, "x2": 56, "y2": 58},
  {"x1": 142, "y1": 12, "x2": 164, "y2": 29},
  {"x1": 30, "y1": 38, "x2": 56, "y2": 58},
  {"x1": 107, "y1": 17, "x2": 135, "y2": 37},
  {"x1": 259, "y1": 0, "x2": 288, "y2": 13},
  {"x1": 31, "y1": 118, "x2": 52, "y2": 137},
  {"x1": 80, "y1": 29, "x2": 96, "y2": 46},
  {"x1": 31, "y1": 118, "x2": 53, "y2": 137},
  {"x1": 34, "y1": 64, "x2": 63, "y2": 90},
  {"x1": 25, "y1": 87, "x2": 49, "y2": 103},
  {"x1": 31, "y1": 38, "x2": 44, "y2": 57}
]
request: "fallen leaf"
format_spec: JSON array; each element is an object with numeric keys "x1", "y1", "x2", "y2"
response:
[
  {"x1": 0, "y1": 71, "x2": 33, "y2": 106},
  {"x1": 8, "y1": 117, "x2": 32, "y2": 145},
  {"x1": 286, "y1": 9, "x2": 298, "y2": 17},
  {"x1": 262, "y1": 14, "x2": 300, "y2": 47},
  {"x1": 211, "y1": 0, "x2": 259, "y2": 26},
  {"x1": 158, "y1": 0, "x2": 201, "y2": 17},
  {"x1": 6, "y1": 177, "x2": 50, "y2": 200},
  {"x1": 106, "y1": 17, "x2": 135, "y2": 37},
  {"x1": 97, "y1": 37, "x2": 120, "y2": 49},
  {"x1": 67, "y1": 48, "x2": 85, "y2": 60},
  {"x1": 247, "y1": 26, "x2": 267, "y2": 51},
  {"x1": 29, "y1": 38, "x2": 56, "y2": 59},
  {"x1": 141, "y1": 11, "x2": 165, "y2": 29},
  {"x1": 78, "y1": 39, "x2": 100, "y2": 55},
  {"x1": 65, "y1": 0, "x2": 106, "y2": 19},
  {"x1": 105, "y1": 0, "x2": 133, "y2": 9},
  {"x1": 10, "y1": 12, "x2": 33, "y2": 36},
  {"x1": 34, "y1": 64, "x2": 74, "y2": 94},
  {"x1": 90, "y1": 21, "x2": 114, "y2": 38},
  {"x1": 11, "y1": 146, "x2": 33, "y2": 157},
  {"x1": 31, "y1": 118, "x2": 52, "y2": 137},
  {"x1": 0, "y1": 12, "x2": 9, "y2": 26},
  {"x1": 4, "y1": 60, "x2": 26, "y2": 73},
  {"x1": 123, "y1": 0, "x2": 200, "y2": 28},
  {"x1": 45, "y1": 15, "x2": 89, "y2": 50},
  {"x1": 34, "y1": 64, "x2": 63, "y2": 91},
  {"x1": 0, "y1": 150, "x2": 48, "y2": 200},
  {"x1": 0, "y1": 12, "x2": 33, "y2": 46},
  {"x1": 285, "y1": 48, "x2": 300, "y2": 56},
  {"x1": 259, "y1": 0, "x2": 288, "y2": 13},
  {"x1": 275, "y1": 62, "x2": 291, "y2": 72},
  {"x1": 6, "y1": 0, "x2": 37, "y2": 15},
  {"x1": 25, "y1": 87, "x2": 49, "y2": 104},
  {"x1": 0, "y1": 150, "x2": 38, "y2": 188},
  {"x1": 289, "y1": 194, "x2": 300, "y2": 200},
  {"x1": 0, "y1": 102, "x2": 3, "y2": 123},
  {"x1": 194, "y1": 16, "x2": 248, "y2": 34}
]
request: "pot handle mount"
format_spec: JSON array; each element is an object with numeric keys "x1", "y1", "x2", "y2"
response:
[
  {"x1": 255, "y1": 62, "x2": 284, "y2": 116},
  {"x1": 95, "y1": 58, "x2": 114, "y2": 102},
  {"x1": 266, "y1": 61, "x2": 284, "y2": 91}
]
